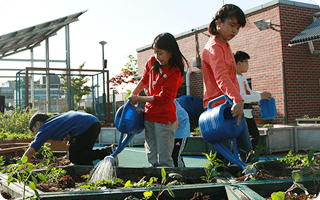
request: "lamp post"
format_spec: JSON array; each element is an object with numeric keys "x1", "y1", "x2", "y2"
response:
[{"x1": 99, "y1": 41, "x2": 107, "y2": 119}]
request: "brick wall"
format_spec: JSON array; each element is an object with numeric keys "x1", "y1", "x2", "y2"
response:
[
  {"x1": 230, "y1": 5, "x2": 285, "y2": 124},
  {"x1": 136, "y1": 1, "x2": 320, "y2": 124},
  {"x1": 280, "y1": 4, "x2": 320, "y2": 123}
]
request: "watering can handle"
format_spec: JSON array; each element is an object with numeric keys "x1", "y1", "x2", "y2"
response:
[
  {"x1": 118, "y1": 99, "x2": 132, "y2": 132},
  {"x1": 207, "y1": 95, "x2": 233, "y2": 109},
  {"x1": 118, "y1": 99, "x2": 141, "y2": 132}
]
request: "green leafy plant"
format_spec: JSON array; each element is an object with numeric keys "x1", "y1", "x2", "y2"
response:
[
  {"x1": 125, "y1": 168, "x2": 175, "y2": 200},
  {"x1": 201, "y1": 151, "x2": 226, "y2": 183},
  {"x1": 249, "y1": 144, "x2": 270, "y2": 163},
  {"x1": 109, "y1": 55, "x2": 138, "y2": 92},
  {"x1": 78, "y1": 177, "x2": 124, "y2": 190},
  {"x1": 125, "y1": 176, "x2": 157, "y2": 188},
  {"x1": 6, "y1": 156, "x2": 44, "y2": 200},
  {"x1": 60, "y1": 62, "x2": 96, "y2": 108},
  {"x1": 0, "y1": 109, "x2": 35, "y2": 140},
  {"x1": 191, "y1": 126, "x2": 201, "y2": 137},
  {"x1": 303, "y1": 115, "x2": 309, "y2": 119},
  {"x1": 301, "y1": 147, "x2": 320, "y2": 192},
  {"x1": 45, "y1": 167, "x2": 67, "y2": 184},
  {"x1": 276, "y1": 149, "x2": 320, "y2": 194},
  {"x1": 269, "y1": 170, "x2": 311, "y2": 200},
  {"x1": 263, "y1": 123, "x2": 272, "y2": 128},
  {"x1": 281, "y1": 150, "x2": 302, "y2": 169}
]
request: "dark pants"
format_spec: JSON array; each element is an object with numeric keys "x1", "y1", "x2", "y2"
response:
[
  {"x1": 68, "y1": 122, "x2": 113, "y2": 165},
  {"x1": 245, "y1": 118, "x2": 260, "y2": 150},
  {"x1": 171, "y1": 138, "x2": 187, "y2": 167}
]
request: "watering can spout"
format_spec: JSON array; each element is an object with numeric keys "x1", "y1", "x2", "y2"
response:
[{"x1": 104, "y1": 155, "x2": 118, "y2": 166}]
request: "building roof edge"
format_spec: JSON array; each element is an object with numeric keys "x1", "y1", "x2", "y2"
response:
[{"x1": 136, "y1": 0, "x2": 320, "y2": 52}]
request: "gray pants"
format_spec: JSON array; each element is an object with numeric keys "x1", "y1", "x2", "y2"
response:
[{"x1": 144, "y1": 120, "x2": 176, "y2": 167}]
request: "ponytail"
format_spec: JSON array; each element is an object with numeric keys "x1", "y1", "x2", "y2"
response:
[{"x1": 208, "y1": 18, "x2": 217, "y2": 35}]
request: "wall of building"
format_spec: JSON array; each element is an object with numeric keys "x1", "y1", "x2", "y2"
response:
[
  {"x1": 280, "y1": 3, "x2": 320, "y2": 122},
  {"x1": 229, "y1": 5, "x2": 285, "y2": 123},
  {"x1": 136, "y1": 0, "x2": 320, "y2": 124}
]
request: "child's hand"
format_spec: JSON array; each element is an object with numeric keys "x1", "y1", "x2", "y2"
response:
[
  {"x1": 128, "y1": 95, "x2": 139, "y2": 105},
  {"x1": 260, "y1": 92, "x2": 271, "y2": 99},
  {"x1": 231, "y1": 101, "x2": 244, "y2": 125}
]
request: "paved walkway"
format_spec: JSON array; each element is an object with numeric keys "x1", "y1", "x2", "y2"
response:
[{"x1": 94, "y1": 145, "x2": 285, "y2": 167}]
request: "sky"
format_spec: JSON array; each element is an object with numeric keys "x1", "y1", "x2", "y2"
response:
[{"x1": 0, "y1": 0, "x2": 319, "y2": 87}]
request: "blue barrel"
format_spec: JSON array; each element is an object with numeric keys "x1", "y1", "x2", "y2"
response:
[
  {"x1": 259, "y1": 97, "x2": 277, "y2": 120},
  {"x1": 194, "y1": 96, "x2": 205, "y2": 119},
  {"x1": 177, "y1": 95, "x2": 204, "y2": 119}
]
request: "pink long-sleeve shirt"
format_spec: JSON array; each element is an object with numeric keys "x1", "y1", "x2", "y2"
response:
[{"x1": 202, "y1": 37, "x2": 243, "y2": 109}]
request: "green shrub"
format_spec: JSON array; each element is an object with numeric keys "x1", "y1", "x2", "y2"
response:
[{"x1": 0, "y1": 109, "x2": 35, "y2": 140}]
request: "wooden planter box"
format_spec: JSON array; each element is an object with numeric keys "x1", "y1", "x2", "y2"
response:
[{"x1": 0, "y1": 139, "x2": 68, "y2": 157}]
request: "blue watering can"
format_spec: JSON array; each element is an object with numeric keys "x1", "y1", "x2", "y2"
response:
[
  {"x1": 259, "y1": 97, "x2": 277, "y2": 120},
  {"x1": 199, "y1": 95, "x2": 256, "y2": 175},
  {"x1": 104, "y1": 99, "x2": 144, "y2": 165}
]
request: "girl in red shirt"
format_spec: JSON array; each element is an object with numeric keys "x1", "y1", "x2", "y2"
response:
[
  {"x1": 202, "y1": 4, "x2": 252, "y2": 163},
  {"x1": 129, "y1": 32, "x2": 188, "y2": 167}
]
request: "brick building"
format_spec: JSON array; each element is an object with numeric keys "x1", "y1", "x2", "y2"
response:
[{"x1": 136, "y1": 0, "x2": 320, "y2": 125}]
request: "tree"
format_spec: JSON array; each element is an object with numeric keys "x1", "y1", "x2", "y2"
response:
[
  {"x1": 60, "y1": 62, "x2": 93, "y2": 108},
  {"x1": 109, "y1": 55, "x2": 138, "y2": 92}
]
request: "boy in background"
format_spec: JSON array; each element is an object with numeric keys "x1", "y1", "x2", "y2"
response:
[{"x1": 235, "y1": 51, "x2": 271, "y2": 156}]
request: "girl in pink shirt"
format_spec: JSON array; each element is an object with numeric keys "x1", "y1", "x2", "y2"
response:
[
  {"x1": 202, "y1": 4, "x2": 252, "y2": 163},
  {"x1": 129, "y1": 33, "x2": 187, "y2": 167}
]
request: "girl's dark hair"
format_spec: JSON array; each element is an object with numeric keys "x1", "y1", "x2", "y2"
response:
[
  {"x1": 29, "y1": 113, "x2": 50, "y2": 131},
  {"x1": 152, "y1": 32, "x2": 188, "y2": 77},
  {"x1": 208, "y1": 4, "x2": 246, "y2": 35},
  {"x1": 234, "y1": 51, "x2": 250, "y2": 63}
]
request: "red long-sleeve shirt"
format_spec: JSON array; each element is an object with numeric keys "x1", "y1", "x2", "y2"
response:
[
  {"x1": 202, "y1": 37, "x2": 243, "y2": 109},
  {"x1": 141, "y1": 57, "x2": 183, "y2": 124}
]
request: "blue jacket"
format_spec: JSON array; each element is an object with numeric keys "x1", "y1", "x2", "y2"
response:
[
  {"x1": 174, "y1": 99, "x2": 190, "y2": 139},
  {"x1": 30, "y1": 111, "x2": 99, "y2": 151}
]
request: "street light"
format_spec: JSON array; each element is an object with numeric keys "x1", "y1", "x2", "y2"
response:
[{"x1": 99, "y1": 41, "x2": 107, "y2": 119}]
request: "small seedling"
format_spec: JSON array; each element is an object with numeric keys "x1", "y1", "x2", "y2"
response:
[
  {"x1": 201, "y1": 151, "x2": 226, "y2": 183},
  {"x1": 125, "y1": 168, "x2": 175, "y2": 200},
  {"x1": 78, "y1": 177, "x2": 124, "y2": 190}
]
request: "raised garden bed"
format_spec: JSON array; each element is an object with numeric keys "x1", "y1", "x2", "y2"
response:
[{"x1": 1, "y1": 149, "x2": 320, "y2": 199}]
